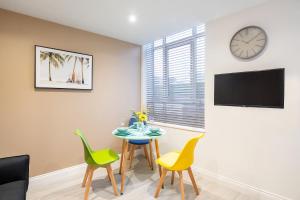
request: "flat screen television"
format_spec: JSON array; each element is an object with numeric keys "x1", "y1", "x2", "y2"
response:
[{"x1": 214, "y1": 68, "x2": 284, "y2": 108}]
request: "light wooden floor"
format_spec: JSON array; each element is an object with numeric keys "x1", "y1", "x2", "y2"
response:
[{"x1": 28, "y1": 155, "x2": 258, "y2": 200}]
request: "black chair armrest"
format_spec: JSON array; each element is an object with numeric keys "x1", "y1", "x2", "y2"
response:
[{"x1": 0, "y1": 155, "x2": 30, "y2": 191}]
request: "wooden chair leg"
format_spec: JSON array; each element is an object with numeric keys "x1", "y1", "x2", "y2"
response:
[
  {"x1": 143, "y1": 145, "x2": 152, "y2": 170},
  {"x1": 171, "y1": 171, "x2": 175, "y2": 185},
  {"x1": 154, "y1": 168, "x2": 168, "y2": 198},
  {"x1": 129, "y1": 145, "x2": 136, "y2": 169},
  {"x1": 82, "y1": 165, "x2": 90, "y2": 187},
  {"x1": 106, "y1": 167, "x2": 111, "y2": 182},
  {"x1": 84, "y1": 166, "x2": 95, "y2": 200},
  {"x1": 178, "y1": 171, "x2": 185, "y2": 200},
  {"x1": 155, "y1": 140, "x2": 163, "y2": 184},
  {"x1": 106, "y1": 165, "x2": 119, "y2": 196},
  {"x1": 119, "y1": 140, "x2": 126, "y2": 174},
  {"x1": 121, "y1": 141, "x2": 129, "y2": 195},
  {"x1": 154, "y1": 139, "x2": 164, "y2": 188},
  {"x1": 187, "y1": 167, "x2": 199, "y2": 195},
  {"x1": 149, "y1": 140, "x2": 154, "y2": 170},
  {"x1": 154, "y1": 140, "x2": 161, "y2": 175},
  {"x1": 127, "y1": 144, "x2": 131, "y2": 160}
]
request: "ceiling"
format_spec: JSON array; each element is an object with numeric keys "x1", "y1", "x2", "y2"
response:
[{"x1": 0, "y1": 0, "x2": 270, "y2": 45}]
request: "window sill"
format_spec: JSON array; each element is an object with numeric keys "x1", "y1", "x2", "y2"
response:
[{"x1": 147, "y1": 121, "x2": 205, "y2": 133}]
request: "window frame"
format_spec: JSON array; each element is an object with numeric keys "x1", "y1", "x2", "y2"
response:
[{"x1": 142, "y1": 26, "x2": 205, "y2": 131}]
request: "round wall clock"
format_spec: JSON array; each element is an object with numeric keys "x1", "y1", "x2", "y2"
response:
[{"x1": 230, "y1": 26, "x2": 267, "y2": 60}]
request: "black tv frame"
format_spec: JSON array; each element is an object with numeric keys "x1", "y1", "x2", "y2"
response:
[{"x1": 214, "y1": 68, "x2": 285, "y2": 109}]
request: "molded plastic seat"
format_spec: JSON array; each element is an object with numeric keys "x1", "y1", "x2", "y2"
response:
[
  {"x1": 91, "y1": 149, "x2": 119, "y2": 166},
  {"x1": 154, "y1": 133, "x2": 204, "y2": 200},
  {"x1": 156, "y1": 152, "x2": 180, "y2": 169},
  {"x1": 156, "y1": 134, "x2": 204, "y2": 171},
  {"x1": 75, "y1": 129, "x2": 119, "y2": 166},
  {"x1": 129, "y1": 139, "x2": 149, "y2": 145},
  {"x1": 74, "y1": 129, "x2": 120, "y2": 199}
]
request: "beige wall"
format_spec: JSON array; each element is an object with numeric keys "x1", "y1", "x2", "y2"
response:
[{"x1": 0, "y1": 9, "x2": 141, "y2": 176}]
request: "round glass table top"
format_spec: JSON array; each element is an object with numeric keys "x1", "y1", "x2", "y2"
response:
[{"x1": 112, "y1": 126, "x2": 165, "y2": 140}]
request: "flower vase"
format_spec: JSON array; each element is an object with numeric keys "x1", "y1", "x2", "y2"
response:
[{"x1": 135, "y1": 122, "x2": 145, "y2": 132}]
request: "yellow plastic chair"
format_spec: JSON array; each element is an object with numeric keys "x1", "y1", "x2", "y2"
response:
[{"x1": 154, "y1": 133, "x2": 204, "y2": 200}]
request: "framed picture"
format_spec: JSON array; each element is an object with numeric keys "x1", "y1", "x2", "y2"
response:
[{"x1": 35, "y1": 45, "x2": 93, "y2": 90}]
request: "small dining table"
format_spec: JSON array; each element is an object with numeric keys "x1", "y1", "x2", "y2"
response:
[{"x1": 112, "y1": 126, "x2": 165, "y2": 194}]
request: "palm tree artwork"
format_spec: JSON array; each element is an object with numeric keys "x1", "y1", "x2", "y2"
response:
[
  {"x1": 78, "y1": 57, "x2": 90, "y2": 84},
  {"x1": 65, "y1": 55, "x2": 89, "y2": 84},
  {"x1": 65, "y1": 55, "x2": 78, "y2": 83},
  {"x1": 36, "y1": 46, "x2": 92, "y2": 90},
  {"x1": 40, "y1": 51, "x2": 65, "y2": 81},
  {"x1": 78, "y1": 57, "x2": 84, "y2": 84}
]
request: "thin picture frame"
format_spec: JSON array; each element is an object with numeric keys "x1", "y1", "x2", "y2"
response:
[{"x1": 35, "y1": 45, "x2": 93, "y2": 90}]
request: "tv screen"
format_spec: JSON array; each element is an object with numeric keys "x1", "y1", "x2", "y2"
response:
[{"x1": 214, "y1": 68, "x2": 284, "y2": 108}]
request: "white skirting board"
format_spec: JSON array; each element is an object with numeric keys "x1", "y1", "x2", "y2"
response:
[
  {"x1": 29, "y1": 151, "x2": 140, "y2": 188},
  {"x1": 29, "y1": 163, "x2": 87, "y2": 187},
  {"x1": 29, "y1": 152, "x2": 291, "y2": 200},
  {"x1": 193, "y1": 168, "x2": 291, "y2": 200}
]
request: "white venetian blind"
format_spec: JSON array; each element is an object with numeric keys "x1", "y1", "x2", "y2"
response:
[{"x1": 144, "y1": 24, "x2": 205, "y2": 128}]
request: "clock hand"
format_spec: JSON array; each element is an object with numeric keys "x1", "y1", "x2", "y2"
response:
[
  {"x1": 247, "y1": 32, "x2": 262, "y2": 43},
  {"x1": 238, "y1": 39, "x2": 247, "y2": 44}
]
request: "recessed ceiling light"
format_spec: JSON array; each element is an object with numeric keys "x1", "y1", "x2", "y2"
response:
[{"x1": 128, "y1": 14, "x2": 137, "y2": 23}]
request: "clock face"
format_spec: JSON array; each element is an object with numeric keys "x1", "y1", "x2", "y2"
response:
[{"x1": 230, "y1": 26, "x2": 267, "y2": 60}]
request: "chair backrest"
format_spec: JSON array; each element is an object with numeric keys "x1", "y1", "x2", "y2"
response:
[
  {"x1": 74, "y1": 129, "x2": 95, "y2": 164},
  {"x1": 172, "y1": 133, "x2": 204, "y2": 170}
]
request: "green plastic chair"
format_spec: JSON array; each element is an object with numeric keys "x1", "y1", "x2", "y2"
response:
[{"x1": 74, "y1": 129, "x2": 120, "y2": 200}]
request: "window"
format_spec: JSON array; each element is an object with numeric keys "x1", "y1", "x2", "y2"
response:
[{"x1": 144, "y1": 24, "x2": 205, "y2": 129}]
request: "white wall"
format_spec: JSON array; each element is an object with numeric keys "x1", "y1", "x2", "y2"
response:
[{"x1": 155, "y1": 0, "x2": 300, "y2": 199}]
